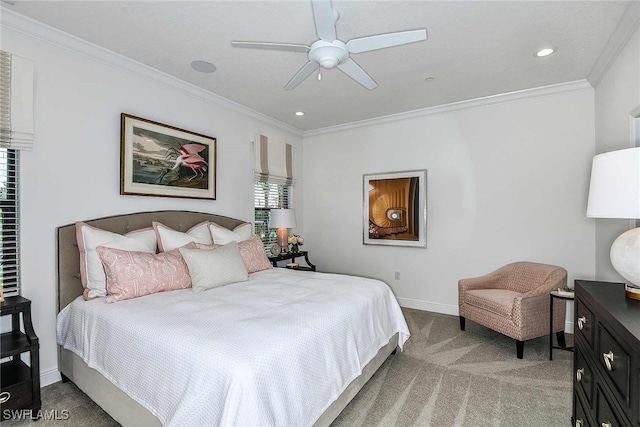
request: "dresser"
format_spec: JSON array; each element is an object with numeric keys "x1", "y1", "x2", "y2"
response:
[{"x1": 573, "y1": 280, "x2": 640, "y2": 427}]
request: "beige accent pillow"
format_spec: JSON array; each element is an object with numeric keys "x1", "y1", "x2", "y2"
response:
[{"x1": 179, "y1": 242, "x2": 249, "y2": 293}]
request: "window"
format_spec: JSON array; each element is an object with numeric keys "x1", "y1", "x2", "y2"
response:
[
  {"x1": 0, "y1": 149, "x2": 19, "y2": 296},
  {"x1": 254, "y1": 182, "x2": 292, "y2": 248}
]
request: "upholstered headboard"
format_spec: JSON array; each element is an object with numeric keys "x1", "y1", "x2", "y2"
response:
[{"x1": 56, "y1": 210, "x2": 246, "y2": 312}]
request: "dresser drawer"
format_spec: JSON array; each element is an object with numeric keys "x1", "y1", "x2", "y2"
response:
[
  {"x1": 596, "y1": 384, "x2": 628, "y2": 427},
  {"x1": 576, "y1": 299, "x2": 595, "y2": 349},
  {"x1": 598, "y1": 324, "x2": 630, "y2": 407},
  {"x1": 0, "y1": 381, "x2": 33, "y2": 414},
  {"x1": 576, "y1": 345, "x2": 595, "y2": 407},
  {"x1": 574, "y1": 390, "x2": 594, "y2": 427}
]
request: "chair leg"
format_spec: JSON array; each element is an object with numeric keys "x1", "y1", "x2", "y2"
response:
[
  {"x1": 459, "y1": 316, "x2": 465, "y2": 331},
  {"x1": 516, "y1": 340, "x2": 524, "y2": 359},
  {"x1": 556, "y1": 331, "x2": 566, "y2": 348}
]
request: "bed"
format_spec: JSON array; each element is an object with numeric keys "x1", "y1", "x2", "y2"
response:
[{"x1": 56, "y1": 210, "x2": 410, "y2": 426}]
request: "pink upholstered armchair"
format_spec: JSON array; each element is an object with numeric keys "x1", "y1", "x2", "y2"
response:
[{"x1": 458, "y1": 262, "x2": 567, "y2": 359}]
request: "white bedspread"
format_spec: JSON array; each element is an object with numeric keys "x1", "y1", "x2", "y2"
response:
[{"x1": 57, "y1": 268, "x2": 410, "y2": 427}]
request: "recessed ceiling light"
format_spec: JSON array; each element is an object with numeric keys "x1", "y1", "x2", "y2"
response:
[
  {"x1": 424, "y1": 77, "x2": 435, "y2": 82},
  {"x1": 295, "y1": 111, "x2": 305, "y2": 117},
  {"x1": 535, "y1": 47, "x2": 557, "y2": 57},
  {"x1": 190, "y1": 60, "x2": 217, "y2": 73}
]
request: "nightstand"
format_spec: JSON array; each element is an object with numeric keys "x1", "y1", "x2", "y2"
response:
[
  {"x1": 1, "y1": 296, "x2": 41, "y2": 420},
  {"x1": 549, "y1": 290, "x2": 573, "y2": 360},
  {"x1": 268, "y1": 251, "x2": 317, "y2": 271}
]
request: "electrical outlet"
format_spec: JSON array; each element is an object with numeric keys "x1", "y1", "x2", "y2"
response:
[{"x1": 394, "y1": 272, "x2": 400, "y2": 280}]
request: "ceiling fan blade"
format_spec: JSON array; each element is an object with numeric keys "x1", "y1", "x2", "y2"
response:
[
  {"x1": 231, "y1": 41, "x2": 310, "y2": 53},
  {"x1": 337, "y1": 58, "x2": 377, "y2": 90},
  {"x1": 311, "y1": 0, "x2": 337, "y2": 41},
  {"x1": 285, "y1": 61, "x2": 320, "y2": 90},
  {"x1": 346, "y1": 29, "x2": 427, "y2": 54}
]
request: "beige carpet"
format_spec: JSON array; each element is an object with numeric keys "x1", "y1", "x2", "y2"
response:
[
  {"x1": 332, "y1": 308, "x2": 573, "y2": 427},
  {"x1": 3, "y1": 308, "x2": 573, "y2": 427}
]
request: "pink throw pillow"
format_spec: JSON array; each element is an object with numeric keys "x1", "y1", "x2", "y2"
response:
[
  {"x1": 185, "y1": 235, "x2": 272, "y2": 274},
  {"x1": 96, "y1": 246, "x2": 191, "y2": 303}
]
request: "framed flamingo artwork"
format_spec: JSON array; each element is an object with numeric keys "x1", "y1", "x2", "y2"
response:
[{"x1": 120, "y1": 114, "x2": 216, "y2": 200}]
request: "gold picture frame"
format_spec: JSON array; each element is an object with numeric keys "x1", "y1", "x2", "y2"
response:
[
  {"x1": 363, "y1": 169, "x2": 427, "y2": 248},
  {"x1": 120, "y1": 113, "x2": 217, "y2": 200}
]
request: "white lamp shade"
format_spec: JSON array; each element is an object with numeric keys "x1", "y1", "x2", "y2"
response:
[
  {"x1": 269, "y1": 209, "x2": 297, "y2": 229},
  {"x1": 586, "y1": 147, "x2": 640, "y2": 219}
]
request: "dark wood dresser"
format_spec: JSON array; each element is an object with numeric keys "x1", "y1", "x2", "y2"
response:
[{"x1": 573, "y1": 280, "x2": 640, "y2": 427}]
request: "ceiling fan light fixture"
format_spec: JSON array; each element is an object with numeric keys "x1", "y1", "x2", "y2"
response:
[
  {"x1": 231, "y1": 0, "x2": 427, "y2": 90},
  {"x1": 309, "y1": 41, "x2": 349, "y2": 69},
  {"x1": 535, "y1": 47, "x2": 557, "y2": 57}
]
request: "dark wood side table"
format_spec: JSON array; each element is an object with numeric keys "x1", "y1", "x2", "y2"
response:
[
  {"x1": 0, "y1": 296, "x2": 41, "y2": 420},
  {"x1": 549, "y1": 290, "x2": 574, "y2": 361},
  {"x1": 268, "y1": 250, "x2": 316, "y2": 271}
]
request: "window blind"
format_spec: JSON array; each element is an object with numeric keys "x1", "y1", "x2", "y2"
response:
[
  {"x1": 0, "y1": 51, "x2": 35, "y2": 151},
  {"x1": 0, "y1": 149, "x2": 20, "y2": 296},
  {"x1": 254, "y1": 182, "x2": 292, "y2": 248},
  {"x1": 253, "y1": 134, "x2": 295, "y2": 186}
]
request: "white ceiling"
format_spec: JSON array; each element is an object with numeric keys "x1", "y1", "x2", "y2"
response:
[{"x1": 2, "y1": 1, "x2": 634, "y2": 132}]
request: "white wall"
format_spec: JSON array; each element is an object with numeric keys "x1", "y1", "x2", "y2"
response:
[
  {"x1": 2, "y1": 24, "x2": 303, "y2": 385},
  {"x1": 593, "y1": 25, "x2": 640, "y2": 281},
  {"x1": 303, "y1": 88, "x2": 596, "y2": 320}
]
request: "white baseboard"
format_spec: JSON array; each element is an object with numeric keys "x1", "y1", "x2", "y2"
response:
[
  {"x1": 396, "y1": 297, "x2": 459, "y2": 316},
  {"x1": 41, "y1": 368, "x2": 61, "y2": 387},
  {"x1": 397, "y1": 297, "x2": 575, "y2": 334},
  {"x1": 565, "y1": 321, "x2": 574, "y2": 334}
]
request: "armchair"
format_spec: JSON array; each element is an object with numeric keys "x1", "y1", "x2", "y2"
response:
[{"x1": 458, "y1": 262, "x2": 567, "y2": 359}]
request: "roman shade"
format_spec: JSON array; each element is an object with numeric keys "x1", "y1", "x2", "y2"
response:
[
  {"x1": 0, "y1": 50, "x2": 35, "y2": 150},
  {"x1": 253, "y1": 134, "x2": 295, "y2": 186}
]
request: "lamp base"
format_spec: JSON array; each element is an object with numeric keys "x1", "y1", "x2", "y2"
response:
[
  {"x1": 610, "y1": 226, "x2": 640, "y2": 289},
  {"x1": 625, "y1": 284, "x2": 640, "y2": 300},
  {"x1": 277, "y1": 228, "x2": 289, "y2": 253}
]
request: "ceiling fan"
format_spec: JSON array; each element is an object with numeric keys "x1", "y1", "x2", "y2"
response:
[{"x1": 231, "y1": 0, "x2": 427, "y2": 90}]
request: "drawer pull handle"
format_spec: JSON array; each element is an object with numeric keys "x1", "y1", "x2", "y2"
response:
[
  {"x1": 576, "y1": 368, "x2": 585, "y2": 382},
  {"x1": 601, "y1": 422, "x2": 612, "y2": 427},
  {"x1": 575, "y1": 419, "x2": 584, "y2": 427},
  {"x1": 577, "y1": 316, "x2": 587, "y2": 330},
  {"x1": 603, "y1": 351, "x2": 614, "y2": 371},
  {"x1": 0, "y1": 391, "x2": 10, "y2": 404}
]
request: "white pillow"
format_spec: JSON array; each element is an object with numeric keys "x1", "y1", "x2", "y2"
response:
[
  {"x1": 153, "y1": 221, "x2": 212, "y2": 252},
  {"x1": 179, "y1": 242, "x2": 249, "y2": 293},
  {"x1": 76, "y1": 222, "x2": 157, "y2": 300},
  {"x1": 208, "y1": 222, "x2": 253, "y2": 245}
]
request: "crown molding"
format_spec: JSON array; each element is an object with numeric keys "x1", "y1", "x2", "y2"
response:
[
  {"x1": 0, "y1": 8, "x2": 304, "y2": 137},
  {"x1": 588, "y1": 2, "x2": 640, "y2": 88},
  {"x1": 304, "y1": 80, "x2": 593, "y2": 137}
]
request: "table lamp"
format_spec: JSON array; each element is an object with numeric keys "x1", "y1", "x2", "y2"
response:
[
  {"x1": 269, "y1": 209, "x2": 297, "y2": 253},
  {"x1": 586, "y1": 147, "x2": 640, "y2": 299}
]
